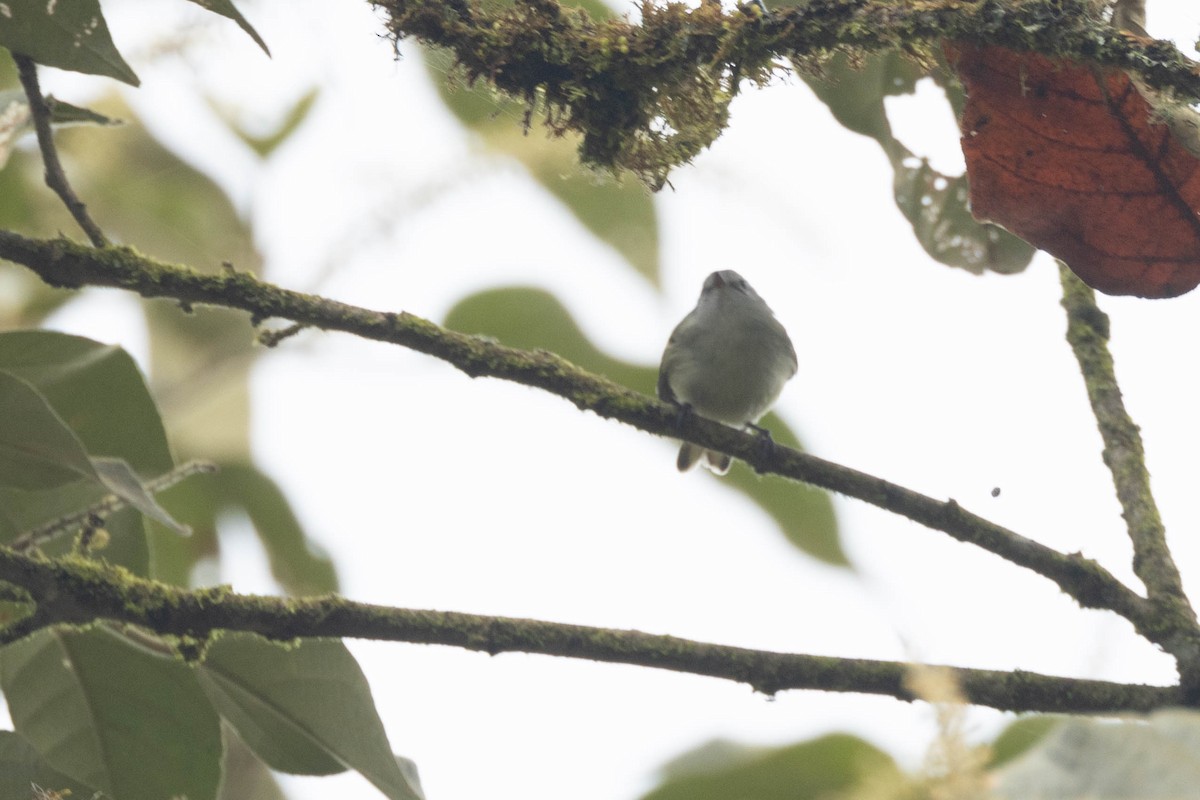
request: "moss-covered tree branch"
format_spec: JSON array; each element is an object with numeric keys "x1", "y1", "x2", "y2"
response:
[
  {"x1": 0, "y1": 546, "x2": 1181, "y2": 713},
  {"x1": 0, "y1": 230, "x2": 1158, "y2": 646},
  {"x1": 1059, "y1": 263, "x2": 1200, "y2": 689},
  {"x1": 369, "y1": 0, "x2": 1200, "y2": 185}
]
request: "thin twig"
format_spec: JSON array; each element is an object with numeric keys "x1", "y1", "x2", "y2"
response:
[
  {"x1": 10, "y1": 459, "x2": 218, "y2": 552},
  {"x1": 1059, "y1": 263, "x2": 1200, "y2": 683},
  {"x1": 0, "y1": 232, "x2": 1158, "y2": 644},
  {"x1": 0, "y1": 546, "x2": 1181, "y2": 713},
  {"x1": 12, "y1": 54, "x2": 109, "y2": 247}
]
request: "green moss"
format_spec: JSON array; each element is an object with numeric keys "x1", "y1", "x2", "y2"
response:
[{"x1": 370, "y1": 0, "x2": 1200, "y2": 187}]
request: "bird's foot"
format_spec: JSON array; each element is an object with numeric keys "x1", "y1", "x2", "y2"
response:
[
  {"x1": 746, "y1": 423, "x2": 777, "y2": 473},
  {"x1": 671, "y1": 402, "x2": 695, "y2": 433}
]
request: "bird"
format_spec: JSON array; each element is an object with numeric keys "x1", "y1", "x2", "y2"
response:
[{"x1": 657, "y1": 270, "x2": 797, "y2": 474}]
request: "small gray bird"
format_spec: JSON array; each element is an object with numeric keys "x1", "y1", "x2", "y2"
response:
[{"x1": 658, "y1": 270, "x2": 797, "y2": 474}]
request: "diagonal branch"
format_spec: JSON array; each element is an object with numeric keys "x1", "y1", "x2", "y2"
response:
[
  {"x1": 0, "y1": 231, "x2": 1156, "y2": 644},
  {"x1": 12, "y1": 55, "x2": 109, "y2": 248},
  {"x1": 1058, "y1": 263, "x2": 1200, "y2": 683},
  {"x1": 0, "y1": 546, "x2": 1181, "y2": 713}
]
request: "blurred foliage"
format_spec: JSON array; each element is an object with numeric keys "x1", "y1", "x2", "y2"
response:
[
  {"x1": 993, "y1": 709, "x2": 1200, "y2": 798},
  {"x1": 801, "y1": 50, "x2": 1035, "y2": 275},
  {"x1": 219, "y1": 733, "x2": 291, "y2": 800},
  {"x1": 218, "y1": 88, "x2": 320, "y2": 159},
  {"x1": 0, "y1": 0, "x2": 267, "y2": 87},
  {"x1": 425, "y1": 48, "x2": 661, "y2": 286},
  {"x1": 642, "y1": 734, "x2": 904, "y2": 800},
  {"x1": 0, "y1": 89, "x2": 337, "y2": 594},
  {"x1": 0, "y1": 332, "x2": 177, "y2": 575},
  {"x1": 642, "y1": 715, "x2": 1086, "y2": 799},
  {"x1": 0, "y1": 88, "x2": 121, "y2": 170},
  {"x1": 444, "y1": 286, "x2": 846, "y2": 565},
  {"x1": 0, "y1": 730, "x2": 100, "y2": 800},
  {"x1": 184, "y1": 0, "x2": 271, "y2": 55},
  {"x1": 0, "y1": 627, "x2": 223, "y2": 800},
  {"x1": 154, "y1": 463, "x2": 337, "y2": 593},
  {"x1": 986, "y1": 714, "x2": 1064, "y2": 769}
]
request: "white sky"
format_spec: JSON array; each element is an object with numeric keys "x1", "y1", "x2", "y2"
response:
[{"x1": 16, "y1": 0, "x2": 1200, "y2": 798}]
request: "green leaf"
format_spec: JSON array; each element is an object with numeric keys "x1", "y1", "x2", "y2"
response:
[
  {"x1": 0, "y1": 370, "x2": 99, "y2": 490},
  {"x1": 444, "y1": 287, "x2": 846, "y2": 565},
  {"x1": 184, "y1": 0, "x2": 271, "y2": 55},
  {"x1": 0, "y1": 332, "x2": 173, "y2": 476},
  {"x1": 217, "y1": 464, "x2": 337, "y2": 593},
  {"x1": 198, "y1": 633, "x2": 423, "y2": 800},
  {"x1": 0, "y1": 369, "x2": 189, "y2": 534},
  {"x1": 219, "y1": 730, "x2": 290, "y2": 800},
  {"x1": 0, "y1": 331, "x2": 177, "y2": 575},
  {"x1": 987, "y1": 714, "x2": 1065, "y2": 769},
  {"x1": 425, "y1": 49, "x2": 660, "y2": 285},
  {"x1": 91, "y1": 456, "x2": 191, "y2": 536},
  {"x1": 642, "y1": 734, "x2": 902, "y2": 800},
  {"x1": 0, "y1": 627, "x2": 222, "y2": 800},
  {"x1": 150, "y1": 463, "x2": 337, "y2": 592},
  {"x1": 0, "y1": 0, "x2": 139, "y2": 85},
  {"x1": 0, "y1": 730, "x2": 102, "y2": 800},
  {"x1": 221, "y1": 88, "x2": 319, "y2": 158},
  {"x1": 994, "y1": 710, "x2": 1200, "y2": 798},
  {"x1": 803, "y1": 51, "x2": 1033, "y2": 275}
]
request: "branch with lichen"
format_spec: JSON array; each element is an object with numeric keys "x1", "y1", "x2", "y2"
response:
[
  {"x1": 1058, "y1": 263, "x2": 1200, "y2": 691},
  {"x1": 0, "y1": 546, "x2": 1181, "y2": 713},
  {"x1": 368, "y1": 0, "x2": 1200, "y2": 186},
  {"x1": 0, "y1": 231, "x2": 1163, "y2": 653}
]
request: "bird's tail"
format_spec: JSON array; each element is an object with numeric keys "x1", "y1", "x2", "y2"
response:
[{"x1": 677, "y1": 443, "x2": 732, "y2": 475}]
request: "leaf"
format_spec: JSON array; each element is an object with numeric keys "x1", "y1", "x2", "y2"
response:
[
  {"x1": 0, "y1": 0, "x2": 139, "y2": 85},
  {"x1": 221, "y1": 88, "x2": 319, "y2": 158},
  {"x1": 216, "y1": 464, "x2": 337, "y2": 593},
  {"x1": 0, "y1": 370, "x2": 99, "y2": 490},
  {"x1": 218, "y1": 730, "x2": 290, "y2": 800},
  {"x1": 987, "y1": 714, "x2": 1065, "y2": 769},
  {"x1": 0, "y1": 368, "x2": 188, "y2": 534},
  {"x1": 91, "y1": 456, "x2": 191, "y2": 536},
  {"x1": 803, "y1": 51, "x2": 1034, "y2": 275},
  {"x1": 993, "y1": 709, "x2": 1200, "y2": 798},
  {"x1": 641, "y1": 734, "x2": 902, "y2": 800},
  {"x1": 0, "y1": 332, "x2": 173, "y2": 476},
  {"x1": 151, "y1": 463, "x2": 338, "y2": 592},
  {"x1": 444, "y1": 287, "x2": 846, "y2": 565},
  {"x1": 0, "y1": 331, "x2": 176, "y2": 575},
  {"x1": 947, "y1": 43, "x2": 1200, "y2": 298},
  {"x1": 426, "y1": 49, "x2": 661, "y2": 285},
  {"x1": 198, "y1": 633, "x2": 423, "y2": 800},
  {"x1": 184, "y1": 0, "x2": 271, "y2": 55},
  {"x1": 0, "y1": 730, "x2": 101, "y2": 800},
  {"x1": 0, "y1": 89, "x2": 119, "y2": 170},
  {"x1": 0, "y1": 627, "x2": 222, "y2": 800}
]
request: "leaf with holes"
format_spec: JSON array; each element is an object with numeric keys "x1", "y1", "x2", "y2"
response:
[
  {"x1": 0, "y1": 0, "x2": 138, "y2": 85},
  {"x1": 947, "y1": 43, "x2": 1200, "y2": 298}
]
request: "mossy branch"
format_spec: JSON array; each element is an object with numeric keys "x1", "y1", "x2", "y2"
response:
[
  {"x1": 369, "y1": 0, "x2": 1200, "y2": 185},
  {"x1": 1059, "y1": 263, "x2": 1200, "y2": 688},
  {"x1": 0, "y1": 230, "x2": 1160, "y2": 651},
  {"x1": 0, "y1": 547, "x2": 1181, "y2": 713}
]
